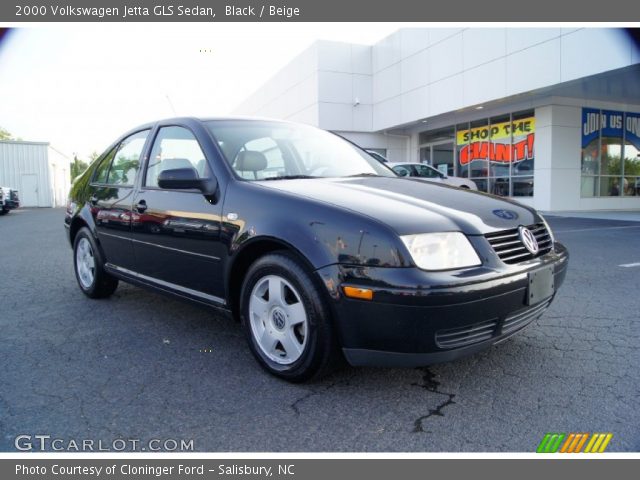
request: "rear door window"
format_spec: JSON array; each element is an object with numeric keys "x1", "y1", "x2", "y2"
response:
[
  {"x1": 414, "y1": 164, "x2": 441, "y2": 178},
  {"x1": 93, "y1": 149, "x2": 116, "y2": 184},
  {"x1": 107, "y1": 130, "x2": 149, "y2": 186}
]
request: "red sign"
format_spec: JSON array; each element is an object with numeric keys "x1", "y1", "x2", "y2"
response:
[{"x1": 459, "y1": 133, "x2": 534, "y2": 165}]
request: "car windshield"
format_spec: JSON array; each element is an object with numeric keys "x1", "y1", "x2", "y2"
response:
[{"x1": 206, "y1": 120, "x2": 396, "y2": 180}]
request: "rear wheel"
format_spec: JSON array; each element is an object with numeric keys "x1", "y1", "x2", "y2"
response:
[
  {"x1": 240, "y1": 252, "x2": 340, "y2": 382},
  {"x1": 73, "y1": 227, "x2": 118, "y2": 298}
]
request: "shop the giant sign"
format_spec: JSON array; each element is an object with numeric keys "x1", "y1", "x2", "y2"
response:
[
  {"x1": 457, "y1": 117, "x2": 535, "y2": 165},
  {"x1": 582, "y1": 108, "x2": 640, "y2": 148}
]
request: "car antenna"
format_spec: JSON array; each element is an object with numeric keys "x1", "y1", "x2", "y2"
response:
[{"x1": 165, "y1": 94, "x2": 177, "y2": 116}]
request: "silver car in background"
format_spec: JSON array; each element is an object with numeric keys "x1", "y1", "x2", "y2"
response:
[{"x1": 389, "y1": 162, "x2": 478, "y2": 190}]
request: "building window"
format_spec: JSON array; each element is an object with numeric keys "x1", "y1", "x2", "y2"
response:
[
  {"x1": 581, "y1": 108, "x2": 640, "y2": 197},
  {"x1": 420, "y1": 110, "x2": 535, "y2": 197}
]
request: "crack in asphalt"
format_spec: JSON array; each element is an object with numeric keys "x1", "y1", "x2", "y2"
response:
[
  {"x1": 290, "y1": 391, "x2": 318, "y2": 416},
  {"x1": 290, "y1": 373, "x2": 356, "y2": 416},
  {"x1": 411, "y1": 367, "x2": 457, "y2": 433}
]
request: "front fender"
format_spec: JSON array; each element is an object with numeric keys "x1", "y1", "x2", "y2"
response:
[{"x1": 223, "y1": 182, "x2": 410, "y2": 271}]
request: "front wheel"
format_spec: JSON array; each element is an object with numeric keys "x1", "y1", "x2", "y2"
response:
[
  {"x1": 73, "y1": 227, "x2": 118, "y2": 298},
  {"x1": 240, "y1": 252, "x2": 341, "y2": 382}
]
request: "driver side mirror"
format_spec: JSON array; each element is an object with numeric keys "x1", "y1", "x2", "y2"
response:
[
  {"x1": 157, "y1": 168, "x2": 218, "y2": 197},
  {"x1": 395, "y1": 169, "x2": 409, "y2": 177}
]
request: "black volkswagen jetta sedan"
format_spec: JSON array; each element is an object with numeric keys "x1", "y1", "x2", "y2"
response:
[{"x1": 65, "y1": 117, "x2": 568, "y2": 382}]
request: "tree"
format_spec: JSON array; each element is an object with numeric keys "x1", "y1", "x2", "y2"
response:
[
  {"x1": 0, "y1": 126, "x2": 14, "y2": 140},
  {"x1": 70, "y1": 155, "x2": 89, "y2": 180},
  {"x1": 70, "y1": 151, "x2": 100, "y2": 180}
]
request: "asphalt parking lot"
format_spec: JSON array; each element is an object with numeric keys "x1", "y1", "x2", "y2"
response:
[{"x1": 1, "y1": 208, "x2": 638, "y2": 452}]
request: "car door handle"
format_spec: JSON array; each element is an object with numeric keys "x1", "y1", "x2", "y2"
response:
[
  {"x1": 89, "y1": 195, "x2": 98, "y2": 205},
  {"x1": 135, "y1": 200, "x2": 147, "y2": 213}
]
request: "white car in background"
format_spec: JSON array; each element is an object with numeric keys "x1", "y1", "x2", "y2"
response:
[{"x1": 389, "y1": 162, "x2": 478, "y2": 190}]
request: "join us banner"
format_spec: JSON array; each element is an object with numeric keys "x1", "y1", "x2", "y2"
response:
[{"x1": 582, "y1": 108, "x2": 640, "y2": 148}]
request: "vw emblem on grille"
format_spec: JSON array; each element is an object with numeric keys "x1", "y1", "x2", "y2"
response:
[
  {"x1": 519, "y1": 226, "x2": 539, "y2": 254},
  {"x1": 272, "y1": 309, "x2": 286, "y2": 330},
  {"x1": 492, "y1": 209, "x2": 518, "y2": 220}
]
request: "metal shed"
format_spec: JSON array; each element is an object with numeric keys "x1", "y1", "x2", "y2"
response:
[{"x1": 0, "y1": 140, "x2": 71, "y2": 207}]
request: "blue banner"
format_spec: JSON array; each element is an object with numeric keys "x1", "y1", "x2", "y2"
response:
[
  {"x1": 581, "y1": 108, "x2": 601, "y2": 148},
  {"x1": 582, "y1": 108, "x2": 640, "y2": 149},
  {"x1": 601, "y1": 110, "x2": 624, "y2": 139},
  {"x1": 626, "y1": 112, "x2": 640, "y2": 150}
]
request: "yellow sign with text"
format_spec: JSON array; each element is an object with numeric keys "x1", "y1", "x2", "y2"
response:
[{"x1": 457, "y1": 117, "x2": 536, "y2": 145}]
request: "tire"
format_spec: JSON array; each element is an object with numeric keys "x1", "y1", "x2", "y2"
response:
[
  {"x1": 459, "y1": 185, "x2": 470, "y2": 190},
  {"x1": 0, "y1": 208, "x2": 7, "y2": 215},
  {"x1": 240, "y1": 251, "x2": 341, "y2": 382},
  {"x1": 73, "y1": 227, "x2": 118, "y2": 298}
]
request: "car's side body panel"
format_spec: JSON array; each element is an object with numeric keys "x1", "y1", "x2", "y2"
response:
[{"x1": 222, "y1": 180, "x2": 409, "y2": 274}]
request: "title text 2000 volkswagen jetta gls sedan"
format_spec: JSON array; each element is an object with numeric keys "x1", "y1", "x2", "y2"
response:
[{"x1": 65, "y1": 118, "x2": 568, "y2": 382}]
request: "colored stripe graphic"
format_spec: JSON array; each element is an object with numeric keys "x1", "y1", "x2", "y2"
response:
[
  {"x1": 573, "y1": 433, "x2": 589, "y2": 453},
  {"x1": 537, "y1": 433, "x2": 565, "y2": 453},
  {"x1": 539, "y1": 433, "x2": 613, "y2": 453},
  {"x1": 559, "y1": 433, "x2": 589, "y2": 453},
  {"x1": 584, "y1": 434, "x2": 598, "y2": 453},
  {"x1": 560, "y1": 433, "x2": 576, "y2": 453},
  {"x1": 536, "y1": 433, "x2": 552, "y2": 453},
  {"x1": 584, "y1": 433, "x2": 613, "y2": 453}
]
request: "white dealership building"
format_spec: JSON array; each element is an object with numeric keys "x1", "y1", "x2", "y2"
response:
[{"x1": 234, "y1": 28, "x2": 640, "y2": 212}]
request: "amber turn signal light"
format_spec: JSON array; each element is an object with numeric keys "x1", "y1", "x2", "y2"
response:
[{"x1": 342, "y1": 286, "x2": 373, "y2": 301}]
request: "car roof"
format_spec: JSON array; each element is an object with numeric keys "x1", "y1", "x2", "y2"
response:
[
  {"x1": 388, "y1": 162, "x2": 433, "y2": 167},
  {"x1": 130, "y1": 116, "x2": 300, "y2": 131}
]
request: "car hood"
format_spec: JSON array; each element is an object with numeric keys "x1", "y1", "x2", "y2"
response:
[{"x1": 257, "y1": 176, "x2": 539, "y2": 236}]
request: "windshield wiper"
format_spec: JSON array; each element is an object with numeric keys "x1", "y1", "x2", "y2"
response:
[
  {"x1": 345, "y1": 173, "x2": 381, "y2": 177},
  {"x1": 261, "y1": 175, "x2": 317, "y2": 181}
]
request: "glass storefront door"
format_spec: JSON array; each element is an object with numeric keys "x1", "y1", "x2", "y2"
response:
[
  {"x1": 418, "y1": 127, "x2": 456, "y2": 176},
  {"x1": 432, "y1": 141, "x2": 455, "y2": 176},
  {"x1": 419, "y1": 141, "x2": 455, "y2": 176}
]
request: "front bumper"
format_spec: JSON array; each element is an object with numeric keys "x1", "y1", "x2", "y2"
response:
[{"x1": 315, "y1": 242, "x2": 569, "y2": 367}]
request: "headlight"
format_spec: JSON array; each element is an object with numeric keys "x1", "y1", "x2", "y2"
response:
[
  {"x1": 400, "y1": 232, "x2": 481, "y2": 270},
  {"x1": 537, "y1": 213, "x2": 555, "y2": 245}
]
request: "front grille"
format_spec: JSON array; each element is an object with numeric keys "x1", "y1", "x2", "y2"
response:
[
  {"x1": 501, "y1": 300, "x2": 551, "y2": 335},
  {"x1": 435, "y1": 319, "x2": 498, "y2": 349},
  {"x1": 485, "y1": 223, "x2": 552, "y2": 264}
]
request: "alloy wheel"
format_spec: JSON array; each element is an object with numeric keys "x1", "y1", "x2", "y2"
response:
[
  {"x1": 248, "y1": 274, "x2": 308, "y2": 365},
  {"x1": 76, "y1": 237, "x2": 96, "y2": 289}
]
